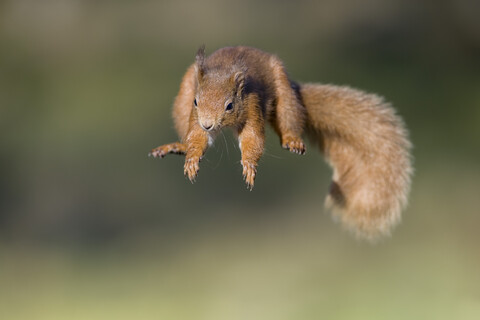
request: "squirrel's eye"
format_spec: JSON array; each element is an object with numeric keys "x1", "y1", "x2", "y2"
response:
[
  {"x1": 225, "y1": 102, "x2": 233, "y2": 111},
  {"x1": 194, "y1": 99, "x2": 198, "y2": 107}
]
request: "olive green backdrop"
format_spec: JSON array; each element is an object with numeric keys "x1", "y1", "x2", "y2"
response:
[{"x1": 1, "y1": 0, "x2": 479, "y2": 319}]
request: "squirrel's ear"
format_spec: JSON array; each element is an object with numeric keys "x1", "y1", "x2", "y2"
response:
[
  {"x1": 195, "y1": 45, "x2": 206, "y2": 80},
  {"x1": 234, "y1": 71, "x2": 245, "y2": 93}
]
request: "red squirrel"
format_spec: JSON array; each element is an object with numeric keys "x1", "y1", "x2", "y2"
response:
[{"x1": 150, "y1": 46, "x2": 412, "y2": 239}]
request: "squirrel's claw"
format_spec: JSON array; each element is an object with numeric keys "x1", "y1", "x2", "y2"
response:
[
  {"x1": 149, "y1": 147, "x2": 166, "y2": 158},
  {"x1": 184, "y1": 156, "x2": 200, "y2": 182},
  {"x1": 282, "y1": 136, "x2": 306, "y2": 155},
  {"x1": 241, "y1": 160, "x2": 257, "y2": 190}
]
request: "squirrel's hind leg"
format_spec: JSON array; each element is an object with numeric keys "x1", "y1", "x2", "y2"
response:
[
  {"x1": 149, "y1": 142, "x2": 186, "y2": 158},
  {"x1": 150, "y1": 65, "x2": 195, "y2": 159},
  {"x1": 269, "y1": 56, "x2": 307, "y2": 155}
]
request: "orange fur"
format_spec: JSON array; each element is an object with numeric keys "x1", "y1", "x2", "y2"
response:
[
  {"x1": 301, "y1": 84, "x2": 412, "y2": 239},
  {"x1": 150, "y1": 46, "x2": 413, "y2": 239}
]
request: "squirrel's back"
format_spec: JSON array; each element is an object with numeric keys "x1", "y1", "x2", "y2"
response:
[
  {"x1": 300, "y1": 84, "x2": 412, "y2": 239},
  {"x1": 202, "y1": 46, "x2": 273, "y2": 84}
]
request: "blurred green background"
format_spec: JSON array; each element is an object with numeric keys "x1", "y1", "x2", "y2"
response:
[{"x1": 1, "y1": 0, "x2": 479, "y2": 319}]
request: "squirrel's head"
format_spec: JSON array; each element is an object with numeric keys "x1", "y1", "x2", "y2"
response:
[{"x1": 193, "y1": 46, "x2": 246, "y2": 132}]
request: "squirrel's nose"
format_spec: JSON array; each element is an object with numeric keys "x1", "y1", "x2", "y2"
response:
[{"x1": 201, "y1": 123, "x2": 213, "y2": 131}]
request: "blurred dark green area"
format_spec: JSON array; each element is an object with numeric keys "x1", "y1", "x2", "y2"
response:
[{"x1": 1, "y1": 0, "x2": 479, "y2": 319}]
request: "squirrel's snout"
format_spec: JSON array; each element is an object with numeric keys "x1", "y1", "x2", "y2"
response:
[{"x1": 200, "y1": 121, "x2": 214, "y2": 131}]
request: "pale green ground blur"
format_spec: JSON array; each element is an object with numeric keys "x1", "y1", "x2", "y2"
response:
[{"x1": 1, "y1": 0, "x2": 480, "y2": 319}]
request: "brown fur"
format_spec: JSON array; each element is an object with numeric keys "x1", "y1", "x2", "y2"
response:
[
  {"x1": 150, "y1": 46, "x2": 413, "y2": 239},
  {"x1": 301, "y1": 84, "x2": 412, "y2": 239}
]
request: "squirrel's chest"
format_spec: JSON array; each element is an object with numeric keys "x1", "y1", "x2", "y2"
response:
[{"x1": 245, "y1": 80, "x2": 277, "y2": 120}]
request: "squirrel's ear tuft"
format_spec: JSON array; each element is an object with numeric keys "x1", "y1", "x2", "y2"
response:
[
  {"x1": 195, "y1": 45, "x2": 206, "y2": 80},
  {"x1": 234, "y1": 71, "x2": 245, "y2": 93}
]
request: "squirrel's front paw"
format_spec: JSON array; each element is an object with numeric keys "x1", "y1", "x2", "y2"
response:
[
  {"x1": 241, "y1": 160, "x2": 257, "y2": 190},
  {"x1": 184, "y1": 156, "x2": 200, "y2": 182},
  {"x1": 282, "y1": 136, "x2": 306, "y2": 155}
]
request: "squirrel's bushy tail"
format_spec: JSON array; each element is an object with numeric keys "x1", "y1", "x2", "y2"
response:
[{"x1": 299, "y1": 84, "x2": 413, "y2": 240}]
